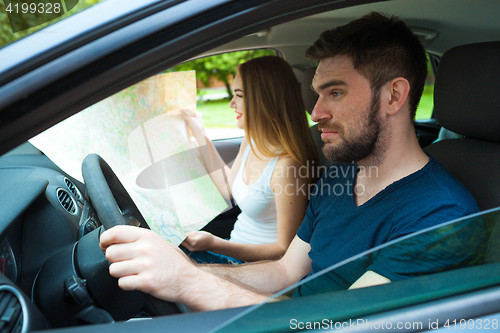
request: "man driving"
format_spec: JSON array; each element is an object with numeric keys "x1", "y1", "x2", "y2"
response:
[{"x1": 99, "y1": 12, "x2": 479, "y2": 311}]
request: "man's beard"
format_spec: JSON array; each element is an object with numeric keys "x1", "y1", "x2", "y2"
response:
[{"x1": 321, "y1": 92, "x2": 382, "y2": 164}]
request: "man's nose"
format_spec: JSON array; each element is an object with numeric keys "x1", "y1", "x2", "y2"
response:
[{"x1": 311, "y1": 97, "x2": 332, "y2": 122}]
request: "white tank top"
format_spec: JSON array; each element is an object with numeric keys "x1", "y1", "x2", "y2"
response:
[{"x1": 229, "y1": 144, "x2": 279, "y2": 244}]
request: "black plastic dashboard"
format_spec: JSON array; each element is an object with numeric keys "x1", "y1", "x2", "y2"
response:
[
  {"x1": 0, "y1": 153, "x2": 93, "y2": 331},
  {"x1": 0, "y1": 153, "x2": 243, "y2": 331},
  {"x1": 0, "y1": 139, "x2": 246, "y2": 331}
]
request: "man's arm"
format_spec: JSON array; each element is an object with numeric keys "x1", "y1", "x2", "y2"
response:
[
  {"x1": 99, "y1": 226, "x2": 311, "y2": 311},
  {"x1": 200, "y1": 236, "x2": 312, "y2": 293}
]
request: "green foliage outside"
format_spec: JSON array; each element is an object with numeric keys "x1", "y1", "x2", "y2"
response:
[
  {"x1": 172, "y1": 49, "x2": 276, "y2": 131},
  {"x1": 199, "y1": 87, "x2": 434, "y2": 131},
  {"x1": 169, "y1": 49, "x2": 276, "y2": 99},
  {"x1": 198, "y1": 83, "x2": 435, "y2": 131},
  {"x1": 197, "y1": 97, "x2": 317, "y2": 130},
  {"x1": 197, "y1": 98, "x2": 233, "y2": 128},
  {"x1": 415, "y1": 83, "x2": 434, "y2": 120},
  {"x1": 0, "y1": 0, "x2": 104, "y2": 49},
  {"x1": 188, "y1": 51, "x2": 435, "y2": 132},
  {"x1": 415, "y1": 56, "x2": 435, "y2": 120}
]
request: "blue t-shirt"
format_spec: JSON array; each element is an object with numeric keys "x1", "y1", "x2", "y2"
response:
[{"x1": 294, "y1": 157, "x2": 481, "y2": 297}]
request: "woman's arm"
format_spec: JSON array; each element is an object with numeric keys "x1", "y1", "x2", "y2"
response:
[
  {"x1": 181, "y1": 110, "x2": 244, "y2": 202},
  {"x1": 183, "y1": 157, "x2": 310, "y2": 261}
]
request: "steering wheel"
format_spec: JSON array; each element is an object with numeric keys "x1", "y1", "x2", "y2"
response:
[
  {"x1": 35, "y1": 154, "x2": 180, "y2": 326},
  {"x1": 81, "y1": 153, "x2": 148, "y2": 229}
]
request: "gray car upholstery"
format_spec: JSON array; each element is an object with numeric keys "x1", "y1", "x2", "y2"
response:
[
  {"x1": 425, "y1": 41, "x2": 500, "y2": 211},
  {"x1": 424, "y1": 42, "x2": 500, "y2": 263}
]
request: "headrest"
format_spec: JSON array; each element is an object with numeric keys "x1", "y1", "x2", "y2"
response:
[{"x1": 434, "y1": 41, "x2": 500, "y2": 142}]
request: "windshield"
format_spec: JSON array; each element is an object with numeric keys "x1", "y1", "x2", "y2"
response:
[
  {"x1": 0, "y1": 0, "x2": 105, "y2": 49},
  {"x1": 215, "y1": 208, "x2": 500, "y2": 332}
]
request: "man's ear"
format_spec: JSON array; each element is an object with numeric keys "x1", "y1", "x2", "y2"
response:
[{"x1": 383, "y1": 77, "x2": 410, "y2": 116}]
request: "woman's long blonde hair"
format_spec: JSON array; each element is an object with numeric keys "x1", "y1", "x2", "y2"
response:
[{"x1": 238, "y1": 55, "x2": 319, "y2": 169}]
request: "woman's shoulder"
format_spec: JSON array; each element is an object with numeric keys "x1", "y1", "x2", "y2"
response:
[
  {"x1": 273, "y1": 155, "x2": 300, "y2": 180},
  {"x1": 271, "y1": 155, "x2": 309, "y2": 193},
  {"x1": 276, "y1": 155, "x2": 299, "y2": 167}
]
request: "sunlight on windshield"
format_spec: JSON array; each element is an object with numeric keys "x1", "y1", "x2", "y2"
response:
[{"x1": 30, "y1": 71, "x2": 228, "y2": 245}]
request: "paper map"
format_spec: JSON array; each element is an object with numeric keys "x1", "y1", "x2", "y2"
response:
[{"x1": 30, "y1": 71, "x2": 228, "y2": 245}]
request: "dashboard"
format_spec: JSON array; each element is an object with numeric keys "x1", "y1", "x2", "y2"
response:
[
  {"x1": 0, "y1": 153, "x2": 102, "y2": 331},
  {"x1": 0, "y1": 140, "x2": 242, "y2": 331},
  {"x1": 0, "y1": 227, "x2": 20, "y2": 284}
]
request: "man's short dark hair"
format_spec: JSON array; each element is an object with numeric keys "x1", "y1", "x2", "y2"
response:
[{"x1": 306, "y1": 12, "x2": 428, "y2": 119}]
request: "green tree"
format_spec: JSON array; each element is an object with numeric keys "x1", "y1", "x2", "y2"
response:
[
  {"x1": 170, "y1": 49, "x2": 275, "y2": 99},
  {"x1": 1, "y1": 0, "x2": 103, "y2": 48}
]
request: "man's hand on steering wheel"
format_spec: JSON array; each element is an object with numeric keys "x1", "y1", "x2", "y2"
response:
[{"x1": 100, "y1": 225, "x2": 197, "y2": 304}]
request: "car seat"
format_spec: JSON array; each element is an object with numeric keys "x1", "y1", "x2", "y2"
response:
[
  {"x1": 424, "y1": 41, "x2": 500, "y2": 263},
  {"x1": 424, "y1": 41, "x2": 500, "y2": 210}
]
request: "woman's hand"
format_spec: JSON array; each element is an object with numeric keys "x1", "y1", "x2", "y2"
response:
[
  {"x1": 180, "y1": 109, "x2": 206, "y2": 143},
  {"x1": 182, "y1": 231, "x2": 217, "y2": 252}
]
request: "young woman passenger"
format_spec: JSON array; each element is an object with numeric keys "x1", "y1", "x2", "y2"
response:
[{"x1": 181, "y1": 55, "x2": 319, "y2": 263}]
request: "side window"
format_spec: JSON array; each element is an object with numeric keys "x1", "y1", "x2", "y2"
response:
[
  {"x1": 415, "y1": 54, "x2": 436, "y2": 121},
  {"x1": 169, "y1": 49, "x2": 276, "y2": 140}
]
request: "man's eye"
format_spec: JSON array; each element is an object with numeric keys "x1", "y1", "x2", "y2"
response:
[{"x1": 331, "y1": 91, "x2": 342, "y2": 97}]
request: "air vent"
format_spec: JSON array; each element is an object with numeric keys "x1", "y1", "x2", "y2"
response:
[
  {"x1": 56, "y1": 189, "x2": 77, "y2": 215},
  {"x1": 64, "y1": 177, "x2": 82, "y2": 200},
  {"x1": 0, "y1": 286, "x2": 26, "y2": 333}
]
